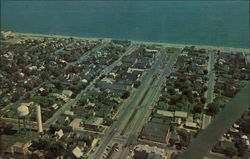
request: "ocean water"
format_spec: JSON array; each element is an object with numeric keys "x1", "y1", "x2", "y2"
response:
[{"x1": 1, "y1": 1, "x2": 249, "y2": 48}]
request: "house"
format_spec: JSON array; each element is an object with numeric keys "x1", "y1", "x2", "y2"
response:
[
  {"x1": 241, "y1": 135, "x2": 250, "y2": 148},
  {"x1": 169, "y1": 132, "x2": 181, "y2": 146},
  {"x1": 145, "y1": 48, "x2": 159, "y2": 54},
  {"x1": 55, "y1": 129, "x2": 64, "y2": 140},
  {"x1": 143, "y1": 52, "x2": 155, "y2": 58},
  {"x1": 64, "y1": 110, "x2": 74, "y2": 116},
  {"x1": 96, "y1": 106, "x2": 113, "y2": 118},
  {"x1": 174, "y1": 111, "x2": 188, "y2": 120},
  {"x1": 84, "y1": 117, "x2": 103, "y2": 129},
  {"x1": 62, "y1": 90, "x2": 73, "y2": 97},
  {"x1": 184, "y1": 121, "x2": 198, "y2": 129},
  {"x1": 6, "y1": 141, "x2": 31, "y2": 155},
  {"x1": 121, "y1": 72, "x2": 140, "y2": 81},
  {"x1": 52, "y1": 103, "x2": 59, "y2": 110},
  {"x1": 172, "y1": 118, "x2": 182, "y2": 126},
  {"x1": 70, "y1": 118, "x2": 83, "y2": 130},
  {"x1": 127, "y1": 68, "x2": 144, "y2": 73},
  {"x1": 156, "y1": 110, "x2": 174, "y2": 119},
  {"x1": 133, "y1": 144, "x2": 165, "y2": 158},
  {"x1": 122, "y1": 56, "x2": 138, "y2": 64},
  {"x1": 72, "y1": 146, "x2": 84, "y2": 158},
  {"x1": 140, "y1": 122, "x2": 170, "y2": 143}
]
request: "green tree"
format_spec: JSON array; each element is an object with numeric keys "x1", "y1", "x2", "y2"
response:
[
  {"x1": 122, "y1": 91, "x2": 130, "y2": 99},
  {"x1": 134, "y1": 81, "x2": 141, "y2": 88},
  {"x1": 206, "y1": 103, "x2": 219, "y2": 116},
  {"x1": 193, "y1": 104, "x2": 203, "y2": 114},
  {"x1": 203, "y1": 69, "x2": 208, "y2": 75},
  {"x1": 200, "y1": 97, "x2": 206, "y2": 104}
]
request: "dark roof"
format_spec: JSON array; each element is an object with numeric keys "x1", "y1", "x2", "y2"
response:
[
  {"x1": 133, "y1": 150, "x2": 148, "y2": 159},
  {"x1": 140, "y1": 122, "x2": 170, "y2": 143},
  {"x1": 96, "y1": 81, "x2": 130, "y2": 92}
]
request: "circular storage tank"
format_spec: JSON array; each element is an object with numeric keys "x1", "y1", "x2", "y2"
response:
[{"x1": 17, "y1": 105, "x2": 29, "y2": 117}]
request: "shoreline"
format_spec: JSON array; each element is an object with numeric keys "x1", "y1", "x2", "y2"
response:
[{"x1": 5, "y1": 31, "x2": 250, "y2": 53}]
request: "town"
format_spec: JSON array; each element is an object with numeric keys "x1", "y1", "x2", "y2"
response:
[{"x1": 0, "y1": 32, "x2": 249, "y2": 159}]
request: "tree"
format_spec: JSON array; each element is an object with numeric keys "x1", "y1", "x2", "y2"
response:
[
  {"x1": 206, "y1": 103, "x2": 219, "y2": 116},
  {"x1": 201, "y1": 86, "x2": 208, "y2": 93},
  {"x1": 134, "y1": 81, "x2": 141, "y2": 88},
  {"x1": 203, "y1": 69, "x2": 208, "y2": 75},
  {"x1": 168, "y1": 87, "x2": 176, "y2": 95},
  {"x1": 11, "y1": 92, "x2": 21, "y2": 102},
  {"x1": 200, "y1": 97, "x2": 206, "y2": 104},
  {"x1": 193, "y1": 104, "x2": 203, "y2": 114},
  {"x1": 177, "y1": 129, "x2": 191, "y2": 148},
  {"x1": 122, "y1": 91, "x2": 130, "y2": 99}
]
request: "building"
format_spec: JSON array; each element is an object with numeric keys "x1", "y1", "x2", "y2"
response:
[
  {"x1": 62, "y1": 90, "x2": 73, "y2": 97},
  {"x1": 70, "y1": 118, "x2": 83, "y2": 130},
  {"x1": 184, "y1": 121, "x2": 199, "y2": 129},
  {"x1": 54, "y1": 129, "x2": 64, "y2": 140},
  {"x1": 156, "y1": 110, "x2": 174, "y2": 119},
  {"x1": 174, "y1": 111, "x2": 188, "y2": 120},
  {"x1": 133, "y1": 144, "x2": 165, "y2": 159},
  {"x1": 96, "y1": 81, "x2": 131, "y2": 93},
  {"x1": 140, "y1": 122, "x2": 170, "y2": 143},
  {"x1": 72, "y1": 146, "x2": 84, "y2": 158},
  {"x1": 6, "y1": 141, "x2": 31, "y2": 155},
  {"x1": 84, "y1": 117, "x2": 103, "y2": 129}
]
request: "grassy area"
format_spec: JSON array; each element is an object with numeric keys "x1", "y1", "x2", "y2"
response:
[{"x1": 0, "y1": 131, "x2": 39, "y2": 151}]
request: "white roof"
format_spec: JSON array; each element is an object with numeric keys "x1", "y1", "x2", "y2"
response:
[
  {"x1": 145, "y1": 49, "x2": 159, "y2": 53},
  {"x1": 17, "y1": 105, "x2": 29, "y2": 117},
  {"x1": 64, "y1": 110, "x2": 74, "y2": 116},
  {"x1": 62, "y1": 90, "x2": 73, "y2": 97},
  {"x1": 245, "y1": 140, "x2": 250, "y2": 146},
  {"x1": 156, "y1": 110, "x2": 174, "y2": 118},
  {"x1": 185, "y1": 121, "x2": 197, "y2": 128},
  {"x1": 175, "y1": 111, "x2": 188, "y2": 118},
  {"x1": 241, "y1": 135, "x2": 248, "y2": 140},
  {"x1": 72, "y1": 146, "x2": 83, "y2": 158},
  {"x1": 55, "y1": 129, "x2": 64, "y2": 139},
  {"x1": 70, "y1": 118, "x2": 83, "y2": 129}
]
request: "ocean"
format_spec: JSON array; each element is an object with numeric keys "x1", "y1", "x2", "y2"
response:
[{"x1": 1, "y1": 1, "x2": 249, "y2": 48}]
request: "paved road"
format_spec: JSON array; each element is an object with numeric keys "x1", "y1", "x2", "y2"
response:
[
  {"x1": 178, "y1": 82, "x2": 250, "y2": 159},
  {"x1": 202, "y1": 50, "x2": 216, "y2": 129},
  {"x1": 116, "y1": 51, "x2": 179, "y2": 159}
]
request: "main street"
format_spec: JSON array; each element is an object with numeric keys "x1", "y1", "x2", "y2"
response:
[
  {"x1": 116, "y1": 50, "x2": 179, "y2": 159},
  {"x1": 89, "y1": 48, "x2": 179, "y2": 159},
  {"x1": 202, "y1": 50, "x2": 216, "y2": 129}
]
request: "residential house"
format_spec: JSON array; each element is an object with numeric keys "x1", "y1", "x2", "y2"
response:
[
  {"x1": 84, "y1": 117, "x2": 103, "y2": 129},
  {"x1": 55, "y1": 129, "x2": 64, "y2": 140},
  {"x1": 72, "y1": 146, "x2": 84, "y2": 159}
]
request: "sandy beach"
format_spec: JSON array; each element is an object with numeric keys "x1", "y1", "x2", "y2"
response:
[{"x1": 7, "y1": 32, "x2": 250, "y2": 54}]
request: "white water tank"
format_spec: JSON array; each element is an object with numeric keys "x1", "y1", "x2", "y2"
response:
[{"x1": 17, "y1": 105, "x2": 29, "y2": 117}]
